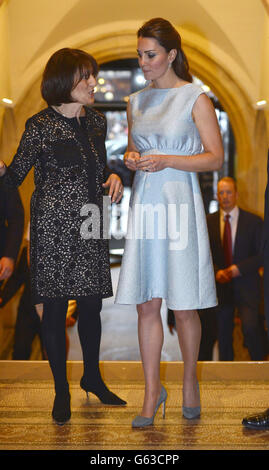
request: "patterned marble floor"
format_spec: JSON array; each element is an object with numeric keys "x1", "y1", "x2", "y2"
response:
[
  {"x1": 1, "y1": 362, "x2": 269, "y2": 452},
  {"x1": 1, "y1": 266, "x2": 268, "y2": 455}
]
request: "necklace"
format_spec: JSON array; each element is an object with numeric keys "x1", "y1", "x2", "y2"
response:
[
  {"x1": 52, "y1": 105, "x2": 84, "y2": 120},
  {"x1": 53, "y1": 106, "x2": 70, "y2": 118}
]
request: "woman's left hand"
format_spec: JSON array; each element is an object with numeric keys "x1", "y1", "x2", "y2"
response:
[
  {"x1": 136, "y1": 155, "x2": 167, "y2": 173},
  {"x1": 0, "y1": 257, "x2": 14, "y2": 281},
  {"x1": 102, "y1": 173, "x2": 124, "y2": 203},
  {"x1": 0, "y1": 161, "x2": 6, "y2": 177}
]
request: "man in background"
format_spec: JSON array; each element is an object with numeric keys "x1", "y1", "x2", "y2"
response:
[{"x1": 205, "y1": 177, "x2": 264, "y2": 361}]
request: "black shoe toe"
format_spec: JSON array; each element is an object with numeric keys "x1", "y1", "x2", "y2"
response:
[{"x1": 242, "y1": 409, "x2": 269, "y2": 429}]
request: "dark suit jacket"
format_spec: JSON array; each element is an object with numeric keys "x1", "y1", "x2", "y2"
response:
[
  {"x1": 207, "y1": 208, "x2": 263, "y2": 307},
  {"x1": 263, "y1": 150, "x2": 269, "y2": 324},
  {"x1": 0, "y1": 179, "x2": 24, "y2": 261}
]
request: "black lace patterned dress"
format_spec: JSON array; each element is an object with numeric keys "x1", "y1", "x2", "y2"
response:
[{"x1": 4, "y1": 106, "x2": 113, "y2": 303}]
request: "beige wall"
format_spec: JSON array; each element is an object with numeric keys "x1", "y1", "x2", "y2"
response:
[
  {"x1": 0, "y1": 0, "x2": 268, "y2": 354},
  {"x1": 0, "y1": 0, "x2": 268, "y2": 215},
  {"x1": 1, "y1": 0, "x2": 268, "y2": 213},
  {"x1": 1, "y1": 0, "x2": 267, "y2": 106},
  {"x1": 0, "y1": 1, "x2": 10, "y2": 130}
]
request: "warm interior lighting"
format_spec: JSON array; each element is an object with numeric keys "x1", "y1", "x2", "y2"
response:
[
  {"x1": 256, "y1": 100, "x2": 267, "y2": 107},
  {"x1": 201, "y1": 85, "x2": 210, "y2": 93},
  {"x1": 104, "y1": 91, "x2": 114, "y2": 101},
  {"x1": 2, "y1": 98, "x2": 13, "y2": 104}
]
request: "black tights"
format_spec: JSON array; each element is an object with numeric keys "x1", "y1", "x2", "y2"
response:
[{"x1": 41, "y1": 296, "x2": 102, "y2": 394}]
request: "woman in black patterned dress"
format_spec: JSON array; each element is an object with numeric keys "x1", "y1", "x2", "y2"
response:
[{"x1": 0, "y1": 48, "x2": 126, "y2": 424}]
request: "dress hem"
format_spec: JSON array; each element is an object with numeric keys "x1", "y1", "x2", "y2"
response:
[
  {"x1": 33, "y1": 291, "x2": 113, "y2": 304},
  {"x1": 115, "y1": 297, "x2": 218, "y2": 310}
]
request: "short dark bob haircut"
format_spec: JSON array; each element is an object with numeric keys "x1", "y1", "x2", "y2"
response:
[
  {"x1": 41, "y1": 48, "x2": 98, "y2": 106},
  {"x1": 137, "y1": 18, "x2": 192, "y2": 83}
]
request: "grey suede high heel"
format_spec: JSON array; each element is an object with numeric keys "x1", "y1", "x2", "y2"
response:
[
  {"x1": 182, "y1": 382, "x2": 201, "y2": 419},
  {"x1": 132, "y1": 385, "x2": 167, "y2": 428}
]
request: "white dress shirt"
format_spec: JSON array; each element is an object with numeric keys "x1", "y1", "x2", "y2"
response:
[{"x1": 220, "y1": 205, "x2": 239, "y2": 253}]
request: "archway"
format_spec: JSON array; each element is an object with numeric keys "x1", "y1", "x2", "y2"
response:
[
  {"x1": 0, "y1": 22, "x2": 266, "y2": 360},
  {"x1": 0, "y1": 24, "x2": 263, "y2": 216}
]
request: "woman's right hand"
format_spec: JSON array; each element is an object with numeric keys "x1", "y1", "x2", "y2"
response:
[
  {"x1": 0, "y1": 161, "x2": 6, "y2": 177},
  {"x1": 123, "y1": 151, "x2": 140, "y2": 171}
]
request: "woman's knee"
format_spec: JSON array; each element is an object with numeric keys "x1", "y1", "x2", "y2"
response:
[
  {"x1": 77, "y1": 296, "x2": 102, "y2": 317},
  {"x1": 137, "y1": 298, "x2": 162, "y2": 317},
  {"x1": 174, "y1": 309, "x2": 197, "y2": 323}
]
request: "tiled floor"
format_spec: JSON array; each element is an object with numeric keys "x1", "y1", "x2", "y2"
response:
[
  {"x1": 2, "y1": 263, "x2": 269, "y2": 453},
  {"x1": 1, "y1": 361, "x2": 269, "y2": 451}
]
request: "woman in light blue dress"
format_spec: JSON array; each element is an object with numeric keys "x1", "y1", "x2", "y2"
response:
[{"x1": 115, "y1": 18, "x2": 224, "y2": 426}]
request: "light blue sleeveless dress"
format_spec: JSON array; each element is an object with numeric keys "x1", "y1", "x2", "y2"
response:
[{"x1": 115, "y1": 83, "x2": 217, "y2": 310}]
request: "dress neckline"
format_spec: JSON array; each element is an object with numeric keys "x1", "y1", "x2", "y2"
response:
[
  {"x1": 147, "y1": 83, "x2": 193, "y2": 91},
  {"x1": 49, "y1": 106, "x2": 87, "y2": 121}
]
